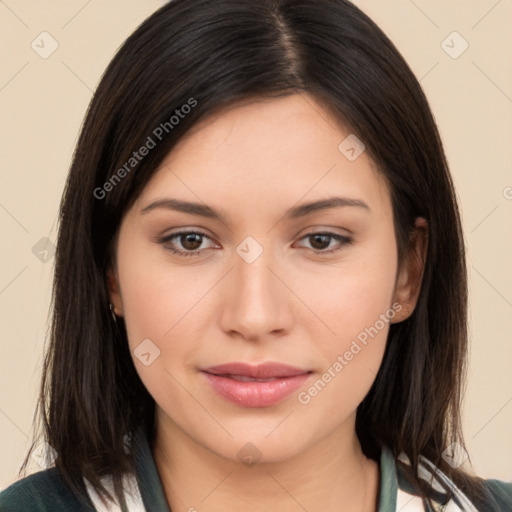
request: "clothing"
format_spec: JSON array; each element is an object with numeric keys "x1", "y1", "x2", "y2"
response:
[{"x1": 1, "y1": 428, "x2": 511, "y2": 511}]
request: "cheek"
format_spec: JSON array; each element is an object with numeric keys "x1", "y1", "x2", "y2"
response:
[
  {"x1": 118, "y1": 246, "x2": 209, "y2": 345},
  {"x1": 301, "y1": 231, "x2": 398, "y2": 338},
  {"x1": 297, "y1": 290, "x2": 395, "y2": 416},
  {"x1": 300, "y1": 233, "x2": 398, "y2": 396},
  {"x1": 115, "y1": 245, "x2": 212, "y2": 402}
]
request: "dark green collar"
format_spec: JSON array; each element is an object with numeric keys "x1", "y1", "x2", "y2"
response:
[
  {"x1": 377, "y1": 446, "x2": 398, "y2": 510},
  {"x1": 132, "y1": 427, "x2": 171, "y2": 511}
]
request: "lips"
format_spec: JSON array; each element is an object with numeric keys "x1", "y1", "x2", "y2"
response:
[
  {"x1": 202, "y1": 362, "x2": 310, "y2": 379},
  {"x1": 201, "y1": 362, "x2": 312, "y2": 407}
]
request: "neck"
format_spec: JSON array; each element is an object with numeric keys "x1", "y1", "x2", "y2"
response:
[{"x1": 153, "y1": 412, "x2": 380, "y2": 512}]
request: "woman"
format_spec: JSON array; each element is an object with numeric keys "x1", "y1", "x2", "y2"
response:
[{"x1": 0, "y1": 0, "x2": 510, "y2": 510}]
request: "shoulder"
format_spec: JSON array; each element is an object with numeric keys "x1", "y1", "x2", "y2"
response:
[
  {"x1": 0, "y1": 468, "x2": 94, "y2": 512},
  {"x1": 395, "y1": 450, "x2": 512, "y2": 511},
  {"x1": 481, "y1": 478, "x2": 512, "y2": 509}
]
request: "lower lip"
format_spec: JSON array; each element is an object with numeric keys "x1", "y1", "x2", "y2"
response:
[{"x1": 202, "y1": 372, "x2": 311, "y2": 408}]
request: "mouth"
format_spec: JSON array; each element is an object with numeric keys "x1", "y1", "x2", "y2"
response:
[
  {"x1": 200, "y1": 362, "x2": 313, "y2": 407},
  {"x1": 217, "y1": 375, "x2": 283, "y2": 382}
]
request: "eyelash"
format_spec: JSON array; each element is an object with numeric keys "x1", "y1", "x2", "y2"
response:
[{"x1": 157, "y1": 230, "x2": 353, "y2": 257}]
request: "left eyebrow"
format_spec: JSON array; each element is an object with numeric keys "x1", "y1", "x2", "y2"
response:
[
  {"x1": 140, "y1": 196, "x2": 370, "y2": 221},
  {"x1": 285, "y1": 197, "x2": 370, "y2": 219}
]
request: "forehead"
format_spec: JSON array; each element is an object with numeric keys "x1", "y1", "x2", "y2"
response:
[{"x1": 132, "y1": 93, "x2": 390, "y2": 220}]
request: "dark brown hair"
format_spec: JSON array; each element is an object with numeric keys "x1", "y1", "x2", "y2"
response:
[{"x1": 21, "y1": 0, "x2": 491, "y2": 509}]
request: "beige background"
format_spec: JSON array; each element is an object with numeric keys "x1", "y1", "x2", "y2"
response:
[{"x1": 0, "y1": 0, "x2": 511, "y2": 490}]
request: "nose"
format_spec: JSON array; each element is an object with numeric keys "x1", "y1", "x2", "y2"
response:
[{"x1": 218, "y1": 241, "x2": 294, "y2": 342}]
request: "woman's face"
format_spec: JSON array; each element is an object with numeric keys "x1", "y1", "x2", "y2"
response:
[{"x1": 109, "y1": 93, "x2": 424, "y2": 463}]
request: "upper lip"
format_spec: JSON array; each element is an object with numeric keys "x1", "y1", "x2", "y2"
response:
[{"x1": 202, "y1": 362, "x2": 311, "y2": 379}]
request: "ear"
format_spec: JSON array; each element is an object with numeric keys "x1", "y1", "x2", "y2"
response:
[
  {"x1": 106, "y1": 266, "x2": 124, "y2": 317},
  {"x1": 391, "y1": 217, "x2": 428, "y2": 323}
]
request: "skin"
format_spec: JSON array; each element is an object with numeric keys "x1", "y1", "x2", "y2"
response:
[{"x1": 108, "y1": 92, "x2": 428, "y2": 512}]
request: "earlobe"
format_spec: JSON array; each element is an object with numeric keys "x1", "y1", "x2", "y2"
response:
[
  {"x1": 391, "y1": 217, "x2": 428, "y2": 323},
  {"x1": 106, "y1": 267, "x2": 124, "y2": 316}
]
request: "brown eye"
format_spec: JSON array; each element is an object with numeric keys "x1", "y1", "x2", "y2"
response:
[
  {"x1": 179, "y1": 233, "x2": 203, "y2": 251},
  {"x1": 297, "y1": 232, "x2": 352, "y2": 253},
  {"x1": 308, "y1": 234, "x2": 332, "y2": 250},
  {"x1": 158, "y1": 230, "x2": 216, "y2": 257}
]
